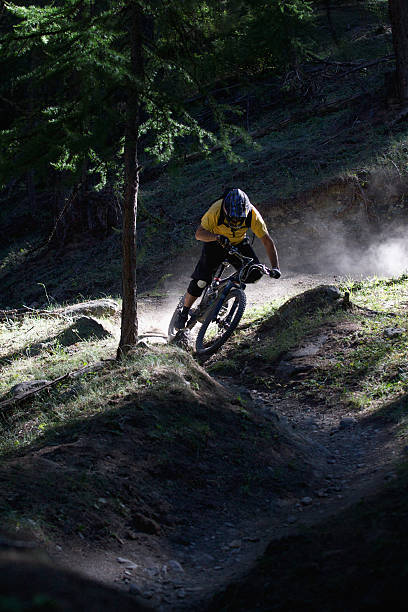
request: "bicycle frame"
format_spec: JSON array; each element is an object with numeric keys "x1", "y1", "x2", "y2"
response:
[{"x1": 186, "y1": 248, "x2": 255, "y2": 329}]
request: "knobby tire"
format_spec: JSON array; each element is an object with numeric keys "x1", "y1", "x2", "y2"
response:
[
  {"x1": 168, "y1": 295, "x2": 184, "y2": 340},
  {"x1": 195, "y1": 288, "x2": 246, "y2": 356}
]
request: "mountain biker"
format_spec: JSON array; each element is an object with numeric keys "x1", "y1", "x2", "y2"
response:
[{"x1": 174, "y1": 187, "x2": 281, "y2": 330}]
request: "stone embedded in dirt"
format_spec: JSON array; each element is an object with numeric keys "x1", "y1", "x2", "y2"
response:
[
  {"x1": 229, "y1": 540, "x2": 242, "y2": 549},
  {"x1": 60, "y1": 299, "x2": 120, "y2": 318},
  {"x1": 166, "y1": 560, "x2": 184, "y2": 573},
  {"x1": 287, "y1": 516, "x2": 297, "y2": 524},
  {"x1": 117, "y1": 558, "x2": 138, "y2": 569},
  {"x1": 275, "y1": 361, "x2": 314, "y2": 380},
  {"x1": 119, "y1": 558, "x2": 138, "y2": 569},
  {"x1": 301, "y1": 497, "x2": 313, "y2": 505},
  {"x1": 383, "y1": 327, "x2": 404, "y2": 339},
  {"x1": 10, "y1": 380, "x2": 51, "y2": 398}
]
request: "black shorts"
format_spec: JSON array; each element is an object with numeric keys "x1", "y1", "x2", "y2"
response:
[{"x1": 191, "y1": 240, "x2": 260, "y2": 284}]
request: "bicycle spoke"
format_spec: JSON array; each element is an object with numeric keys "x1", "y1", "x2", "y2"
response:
[{"x1": 196, "y1": 289, "x2": 246, "y2": 354}]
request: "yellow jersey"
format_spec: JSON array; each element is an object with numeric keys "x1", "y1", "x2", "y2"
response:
[{"x1": 201, "y1": 199, "x2": 267, "y2": 245}]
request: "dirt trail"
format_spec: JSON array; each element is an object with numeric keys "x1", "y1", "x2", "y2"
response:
[
  {"x1": 138, "y1": 269, "x2": 345, "y2": 338},
  {"x1": 48, "y1": 270, "x2": 403, "y2": 611}
]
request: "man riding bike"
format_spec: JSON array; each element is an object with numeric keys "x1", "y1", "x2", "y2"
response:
[{"x1": 174, "y1": 187, "x2": 281, "y2": 330}]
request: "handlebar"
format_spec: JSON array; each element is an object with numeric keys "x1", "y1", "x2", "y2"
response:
[
  {"x1": 226, "y1": 245, "x2": 280, "y2": 279},
  {"x1": 226, "y1": 244, "x2": 251, "y2": 261}
]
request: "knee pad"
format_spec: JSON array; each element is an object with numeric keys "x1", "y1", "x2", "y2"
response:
[{"x1": 188, "y1": 279, "x2": 207, "y2": 297}]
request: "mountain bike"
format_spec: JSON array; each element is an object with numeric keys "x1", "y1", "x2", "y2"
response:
[{"x1": 168, "y1": 245, "x2": 275, "y2": 356}]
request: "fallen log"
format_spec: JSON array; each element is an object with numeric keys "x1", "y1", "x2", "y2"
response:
[
  {"x1": 0, "y1": 361, "x2": 108, "y2": 413},
  {"x1": 0, "y1": 306, "x2": 69, "y2": 322}
]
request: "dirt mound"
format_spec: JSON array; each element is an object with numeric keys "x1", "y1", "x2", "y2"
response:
[
  {"x1": 57, "y1": 316, "x2": 112, "y2": 345},
  {"x1": 0, "y1": 346, "x2": 330, "y2": 606},
  {"x1": 0, "y1": 350, "x2": 325, "y2": 542},
  {"x1": 208, "y1": 472, "x2": 408, "y2": 612},
  {"x1": 261, "y1": 285, "x2": 343, "y2": 332}
]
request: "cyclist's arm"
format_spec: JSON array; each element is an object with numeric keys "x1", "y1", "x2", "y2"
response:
[
  {"x1": 260, "y1": 232, "x2": 279, "y2": 269},
  {"x1": 195, "y1": 225, "x2": 220, "y2": 242}
]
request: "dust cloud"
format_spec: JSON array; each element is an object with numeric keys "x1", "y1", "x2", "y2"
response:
[
  {"x1": 138, "y1": 297, "x2": 181, "y2": 340},
  {"x1": 137, "y1": 212, "x2": 408, "y2": 339},
  {"x1": 365, "y1": 235, "x2": 408, "y2": 277},
  {"x1": 312, "y1": 229, "x2": 408, "y2": 278}
]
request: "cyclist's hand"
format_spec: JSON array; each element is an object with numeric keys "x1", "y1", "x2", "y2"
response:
[
  {"x1": 269, "y1": 268, "x2": 281, "y2": 279},
  {"x1": 217, "y1": 235, "x2": 230, "y2": 248}
]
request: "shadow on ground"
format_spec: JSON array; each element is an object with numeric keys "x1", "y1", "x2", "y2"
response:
[{"x1": 208, "y1": 455, "x2": 408, "y2": 611}]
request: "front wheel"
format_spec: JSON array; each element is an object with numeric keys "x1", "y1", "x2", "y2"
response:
[{"x1": 195, "y1": 288, "x2": 246, "y2": 356}]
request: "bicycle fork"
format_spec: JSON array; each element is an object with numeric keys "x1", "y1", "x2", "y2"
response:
[{"x1": 212, "y1": 284, "x2": 239, "y2": 328}]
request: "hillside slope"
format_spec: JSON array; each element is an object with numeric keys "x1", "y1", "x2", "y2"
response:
[{"x1": 2, "y1": 1, "x2": 408, "y2": 308}]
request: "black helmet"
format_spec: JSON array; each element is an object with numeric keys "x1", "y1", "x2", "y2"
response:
[{"x1": 223, "y1": 188, "x2": 251, "y2": 228}]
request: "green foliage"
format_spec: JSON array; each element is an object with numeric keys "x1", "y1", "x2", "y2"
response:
[
  {"x1": 0, "y1": 1, "x2": 126, "y2": 189},
  {"x1": 217, "y1": 0, "x2": 313, "y2": 74},
  {"x1": 294, "y1": 276, "x2": 408, "y2": 414},
  {"x1": 0, "y1": 0, "x2": 314, "y2": 191}
]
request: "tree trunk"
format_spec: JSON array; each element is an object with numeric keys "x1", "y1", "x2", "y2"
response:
[
  {"x1": 117, "y1": 3, "x2": 144, "y2": 358},
  {"x1": 389, "y1": 0, "x2": 408, "y2": 103},
  {"x1": 325, "y1": 0, "x2": 338, "y2": 45}
]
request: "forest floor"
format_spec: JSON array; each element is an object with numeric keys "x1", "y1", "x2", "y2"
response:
[
  {"x1": 55, "y1": 288, "x2": 403, "y2": 611},
  {"x1": 1, "y1": 267, "x2": 404, "y2": 611}
]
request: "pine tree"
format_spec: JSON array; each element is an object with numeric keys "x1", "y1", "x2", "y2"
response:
[
  {"x1": 1, "y1": 0, "x2": 312, "y2": 355},
  {"x1": 388, "y1": 0, "x2": 408, "y2": 103}
]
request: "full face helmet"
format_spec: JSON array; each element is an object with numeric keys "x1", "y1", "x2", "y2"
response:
[{"x1": 223, "y1": 188, "x2": 251, "y2": 229}]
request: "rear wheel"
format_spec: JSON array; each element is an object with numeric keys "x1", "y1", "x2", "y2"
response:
[{"x1": 195, "y1": 288, "x2": 246, "y2": 356}]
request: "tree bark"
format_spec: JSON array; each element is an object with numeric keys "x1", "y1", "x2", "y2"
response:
[
  {"x1": 389, "y1": 0, "x2": 408, "y2": 103},
  {"x1": 117, "y1": 2, "x2": 143, "y2": 358},
  {"x1": 325, "y1": 0, "x2": 338, "y2": 45}
]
